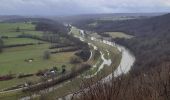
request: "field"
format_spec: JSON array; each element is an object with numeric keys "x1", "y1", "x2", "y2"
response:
[
  {"x1": 0, "y1": 45, "x2": 74, "y2": 75},
  {"x1": 0, "y1": 24, "x2": 122, "y2": 99},
  {"x1": 39, "y1": 27, "x2": 122, "y2": 99},
  {"x1": 105, "y1": 32, "x2": 134, "y2": 39},
  {"x1": 0, "y1": 22, "x2": 75, "y2": 90}
]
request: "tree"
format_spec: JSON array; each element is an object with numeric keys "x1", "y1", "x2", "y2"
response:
[
  {"x1": 70, "y1": 56, "x2": 82, "y2": 64},
  {"x1": 16, "y1": 26, "x2": 20, "y2": 32},
  {"x1": 53, "y1": 66, "x2": 58, "y2": 72},
  {"x1": 43, "y1": 51, "x2": 50, "y2": 60},
  {"x1": 61, "y1": 65, "x2": 66, "y2": 74}
]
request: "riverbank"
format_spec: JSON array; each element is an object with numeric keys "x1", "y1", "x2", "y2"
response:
[{"x1": 57, "y1": 27, "x2": 135, "y2": 100}]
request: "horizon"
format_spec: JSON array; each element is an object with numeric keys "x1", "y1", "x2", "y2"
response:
[
  {"x1": 0, "y1": 12, "x2": 168, "y2": 17},
  {"x1": 0, "y1": 0, "x2": 170, "y2": 16}
]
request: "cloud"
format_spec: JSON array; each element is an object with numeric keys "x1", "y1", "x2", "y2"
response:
[{"x1": 0, "y1": 0, "x2": 170, "y2": 15}]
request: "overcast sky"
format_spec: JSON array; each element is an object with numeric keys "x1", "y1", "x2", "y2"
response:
[{"x1": 0, "y1": 0, "x2": 170, "y2": 16}]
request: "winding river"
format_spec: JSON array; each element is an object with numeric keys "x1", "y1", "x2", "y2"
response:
[
  {"x1": 58, "y1": 28, "x2": 135, "y2": 100},
  {"x1": 19, "y1": 27, "x2": 135, "y2": 100}
]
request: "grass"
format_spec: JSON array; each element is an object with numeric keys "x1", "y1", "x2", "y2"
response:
[
  {"x1": 0, "y1": 22, "x2": 76, "y2": 91},
  {"x1": 2, "y1": 38, "x2": 43, "y2": 45},
  {"x1": 0, "y1": 24, "x2": 122, "y2": 100},
  {"x1": 86, "y1": 37, "x2": 121, "y2": 75},
  {"x1": 0, "y1": 22, "x2": 35, "y2": 33},
  {"x1": 0, "y1": 44, "x2": 75, "y2": 90},
  {"x1": 0, "y1": 44, "x2": 74, "y2": 75},
  {"x1": 70, "y1": 27, "x2": 81, "y2": 36},
  {"x1": 88, "y1": 22, "x2": 98, "y2": 27},
  {"x1": 23, "y1": 31, "x2": 44, "y2": 37},
  {"x1": 105, "y1": 32, "x2": 134, "y2": 39},
  {"x1": 0, "y1": 22, "x2": 42, "y2": 37},
  {"x1": 0, "y1": 76, "x2": 40, "y2": 91},
  {"x1": 39, "y1": 27, "x2": 122, "y2": 100},
  {"x1": 0, "y1": 91, "x2": 24, "y2": 100}
]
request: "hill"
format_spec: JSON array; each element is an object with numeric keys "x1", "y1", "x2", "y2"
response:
[
  {"x1": 73, "y1": 13, "x2": 170, "y2": 74},
  {"x1": 0, "y1": 15, "x2": 25, "y2": 22}
]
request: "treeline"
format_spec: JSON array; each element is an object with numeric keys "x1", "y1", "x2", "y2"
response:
[
  {"x1": 75, "y1": 49, "x2": 91, "y2": 62},
  {"x1": 73, "y1": 13, "x2": 170, "y2": 36},
  {"x1": 34, "y1": 20, "x2": 89, "y2": 49},
  {"x1": 50, "y1": 46, "x2": 80, "y2": 54},
  {"x1": 0, "y1": 38, "x2": 3, "y2": 53},
  {"x1": 49, "y1": 44, "x2": 74, "y2": 49},
  {"x1": 3, "y1": 43, "x2": 36, "y2": 48},
  {"x1": 23, "y1": 64, "x2": 91, "y2": 92},
  {"x1": 34, "y1": 20, "x2": 68, "y2": 35}
]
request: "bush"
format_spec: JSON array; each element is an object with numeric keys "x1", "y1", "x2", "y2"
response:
[
  {"x1": 16, "y1": 26, "x2": 20, "y2": 32},
  {"x1": 75, "y1": 49, "x2": 91, "y2": 61},
  {"x1": 18, "y1": 73, "x2": 34, "y2": 79},
  {"x1": 3, "y1": 43, "x2": 34, "y2": 48},
  {"x1": 0, "y1": 75, "x2": 14, "y2": 81},
  {"x1": 51, "y1": 47, "x2": 80, "y2": 54},
  {"x1": 70, "y1": 56, "x2": 82, "y2": 64},
  {"x1": 43, "y1": 51, "x2": 51, "y2": 60},
  {"x1": 36, "y1": 69, "x2": 48, "y2": 76},
  {"x1": 49, "y1": 44, "x2": 73, "y2": 49}
]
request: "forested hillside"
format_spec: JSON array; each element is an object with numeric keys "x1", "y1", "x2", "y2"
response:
[
  {"x1": 74, "y1": 13, "x2": 170, "y2": 35},
  {"x1": 73, "y1": 13, "x2": 170, "y2": 74},
  {"x1": 70, "y1": 13, "x2": 170, "y2": 100}
]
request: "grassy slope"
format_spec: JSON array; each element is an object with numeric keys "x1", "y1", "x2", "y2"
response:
[
  {"x1": 105, "y1": 32, "x2": 134, "y2": 39},
  {"x1": 2, "y1": 38, "x2": 43, "y2": 45},
  {"x1": 0, "y1": 23, "x2": 34, "y2": 32},
  {"x1": 0, "y1": 22, "x2": 75, "y2": 91},
  {"x1": 0, "y1": 23, "x2": 43, "y2": 37},
  {"x1": 0, "y1": 24, "x2": 121, "y2": 100},
  {"x1": 0, "y1": 44, "x2": 74, "y2": 75}
]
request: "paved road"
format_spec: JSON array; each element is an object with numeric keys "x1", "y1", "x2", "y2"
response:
[{"x1": 58, "y1": 29, "x2": 135, "y2": 100}]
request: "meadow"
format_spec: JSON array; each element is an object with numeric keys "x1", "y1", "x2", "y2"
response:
[
  {"x1": 0, "y1": 22, "x2": 75, "y2": 90},
  {"x1": 105, "y1": 32, "x2": 134, "y2": 39}
]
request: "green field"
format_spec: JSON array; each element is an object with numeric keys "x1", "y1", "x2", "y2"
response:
[
  {"x1": 2, "y1": 38, "x2": 43, "y2": 45},
  {"x1": 105, "y1": 32, "x2": 134, "y2": 39},
  {"x1": 39, "y1": 27, "x2": 122, "y2": 99},
  {"x1": 0, "y1": 24, "x2": 122, "y2": 100},
  {"x1": 0, "y1": 44, "x2": 74, "y2": 75},
  {"x1": 0, "y1": 22, "x2": 43, "y2": 37},
  {"x1": 0, "y1": 23, "x2": 35, "y2": 31},
  {"x1": 0, "y1": 22, "x2": 76, "y2": 90}
]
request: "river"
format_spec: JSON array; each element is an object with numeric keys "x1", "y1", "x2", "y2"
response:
[{"x1": 58, "y1": 28, "x2": 135, "y2": 100}]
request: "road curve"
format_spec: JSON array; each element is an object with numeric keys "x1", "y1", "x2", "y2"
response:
[{"x1": 58, "y1": 29, "x2": 135, "y2": 100}]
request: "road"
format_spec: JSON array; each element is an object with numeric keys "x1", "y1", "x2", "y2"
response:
[
  {"x1": 5, "y1": 26, "x2": 135, "y2": 100},
  {"x1": 58, "y1": 28, "x2": 135, "y2": 100}
]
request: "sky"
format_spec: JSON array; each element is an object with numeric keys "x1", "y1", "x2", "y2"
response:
[{"x1": 0, "y1": 0, "x2": 170, "y2": 16}]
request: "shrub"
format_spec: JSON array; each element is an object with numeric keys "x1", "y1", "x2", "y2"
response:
[
  {"x1": 0, "y1": 38, "x2": 3, "y2": 53},
  {"x1": 75, "y1": 49, "x2": 91, "y2": 61},
  {"x1": 43, "y1": 51, "x2": 51, "y2": 60},
  {"x1": 18, "y1": 73, "x2": 34, "y2": 79},
  {"x1": 36, "y1": 69, "x2": 48, "y2": 76},
  {"x1": 16, "y1": 26, "x2": 20, "y2": 32},
  {"x1": 0, "y1": 75, "x2": 14, "y2": 81},
  {"x1": 70, "y1": 56, "x2": 82, "y2": 64}
]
